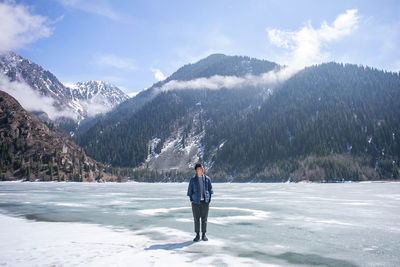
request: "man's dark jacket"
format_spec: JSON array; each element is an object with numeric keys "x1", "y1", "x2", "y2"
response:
[{"x1": 187, "y1": 174, "x2": 213, "y2": 204}]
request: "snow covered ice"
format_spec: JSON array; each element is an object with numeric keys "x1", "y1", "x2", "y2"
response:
[{"x1": 0, "y1": 181, "x2": 399, "y2": 266}]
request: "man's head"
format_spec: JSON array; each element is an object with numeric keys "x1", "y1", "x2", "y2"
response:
[{"x1": 194, "y1": 163, "x2": 204, "y2": 176}]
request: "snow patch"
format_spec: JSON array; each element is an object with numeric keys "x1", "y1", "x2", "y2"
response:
[{"x1": 142, "y1": 107, "x2": 207, "y2": 171}]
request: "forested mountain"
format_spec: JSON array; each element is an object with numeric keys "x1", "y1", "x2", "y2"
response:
[
  {"x1": 73, "y1": 54, "x2": 278, "y2": 171},
  {"x1": 213, "y1": 63, "x2": 400, "y2": 181},
  {"x1": 0, "y1": 90, "x2": 119, "y2": 182},
  {"x1": 74, "y1": 58, "x2": 400, "y2": 182},
  {"x1": 165, "y1": 53, "x2": 278, "y2": 80},
  {"x1": 75, "y1": 53, "x2": 278, "y2": 137}
]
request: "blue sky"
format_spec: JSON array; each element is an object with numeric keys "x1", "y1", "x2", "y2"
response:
[{"x1": 2, "y1": 0, "x2": 399, "y2": 95}]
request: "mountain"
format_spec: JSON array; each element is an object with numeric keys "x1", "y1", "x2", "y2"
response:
[
  {"x1": 0, "y1": 51, "x2": 74, "y2": 113},
  {"x1": 74, "y1": 55, "x2": 400, "y2": 182},
  {"x1": 166, "y1": 53, "x2": 277, "y2": 80},
  {"x1": 0, "y1": 89, "x2": 119, "y2": 182},
  {"x1": 63, "y1": 80, "x2": 129, "y2": 135},
  {"x1": 73, "y1": 54, "x2": 279, "y2": 171},
  {"x1": 76, "y1": 53, "x2": 278, "y2": 135},
  {"x1": 213, "y1": 63, "x2": 400, "y2": 181},
  {"x1": 65, "y1": 80, "x2": 129, "y2": 117},
  {"x1": 0, "y1": 51, "x2": 129, "y2": 134},
  {"x1": 4, "y1": 50, "x2": 397, "y2": 182}
]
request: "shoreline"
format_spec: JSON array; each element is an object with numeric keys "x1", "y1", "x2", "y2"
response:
[{"x1": 0, "y1": 179, "x2": 399, "y2": 184}]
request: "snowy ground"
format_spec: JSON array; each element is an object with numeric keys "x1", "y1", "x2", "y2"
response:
[{"x1": 0, "y1": 181, "x2": 399, "y2": 266}]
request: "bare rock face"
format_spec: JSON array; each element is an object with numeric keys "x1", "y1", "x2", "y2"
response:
[
  {"x1": 142, "y1": 105, "x2": 206, "y2": 171},
  {"x1": 0, "y1": 90, "x2": 118, "y2": 182}
]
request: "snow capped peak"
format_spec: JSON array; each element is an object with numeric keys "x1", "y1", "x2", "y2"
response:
[
  {"x1": 0, "y1": 51, "x2": 130, "y2": 125},
  {"x1": 66, "y1": 80, "x2": 128, "y2": 101},
  {"x1": 64, "y1": 80, "x2": 129, "y2": 118}
]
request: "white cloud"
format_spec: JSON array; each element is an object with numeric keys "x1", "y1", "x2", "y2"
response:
[
  {"x1": 157, "y1": 9, "x2": 360, "y2": 92},
  {"x1": 96, "y1": 54, "x2": 137, "y2": 70},
  {"x1": 157, "y1": 69, "x2": 289, "y2": 92},
  {"x1": 0, "y1": 74, "x2": 76, "y2": 120},
  {"x1": 0, "y1": 1, "x2": 53, "y2": 53},
  {"x1": 60, "y1": 0, "x2": 120, "y2": 21},
  {"x1": 127, "y1": 91, "x2": 139, "y2": 98},
  {"x1": 319, "y1": 9, "x2": 359, "y2": 41},
  {"x1": 150, "y1": 68, "x2": 166, "y2": 81},
  {"x1": 78, "y1": 97, "x2": 111, "y2": 117},
  {"x1": 267, "y1": 9, "x2": 360, "y2": 72}
]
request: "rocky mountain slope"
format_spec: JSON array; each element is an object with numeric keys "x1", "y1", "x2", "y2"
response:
[{"x1": 0, "y1": 90, "x2": 119, "y2": 182}]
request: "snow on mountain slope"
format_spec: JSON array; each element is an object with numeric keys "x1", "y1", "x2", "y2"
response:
[
  {"x1": 0, "y1": 51, "x2": 129, "y2": 123},
  {"x1": 141, "y1": 101, "x2": 221, "y2": 171},
  {"x1": 0, "y1": 51, "x2": 74, "y2": 117},
  {"x1": 65, "y1": 80, "x2": 129, "y2": 117},
  {"x1": 142, "y1": 108, "x2": 205, "y2": 170}
]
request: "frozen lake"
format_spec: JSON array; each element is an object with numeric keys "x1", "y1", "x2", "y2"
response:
[{"x1": 0, "y1": 181, "x2": 399, "y2": 266}]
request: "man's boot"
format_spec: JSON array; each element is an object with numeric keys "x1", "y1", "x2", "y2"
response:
[
  {"x1": 193, "y1": 232, "x2": 200, "y2": 242},
  {"x1": 201, "y1": 232, "x2": 208, "y2": 241}
]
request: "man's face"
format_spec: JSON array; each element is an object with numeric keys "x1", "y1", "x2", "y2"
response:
[{"x1": 196, "y1": 167, "x2": 203, "y2": 176}]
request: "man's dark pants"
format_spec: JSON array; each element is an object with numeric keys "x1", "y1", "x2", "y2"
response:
[{"x1": 191, "y1": 200, "x2": 209, "y2": 233}]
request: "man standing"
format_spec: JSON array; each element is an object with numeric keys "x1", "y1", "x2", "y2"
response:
[{"x1": 187, "y1": 163, "x2": 213, "y2": 242}]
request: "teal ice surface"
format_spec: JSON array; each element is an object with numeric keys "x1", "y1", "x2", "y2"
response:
[{"x1": 0, "y1": 181, "x2": 399, "y2": 266}]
